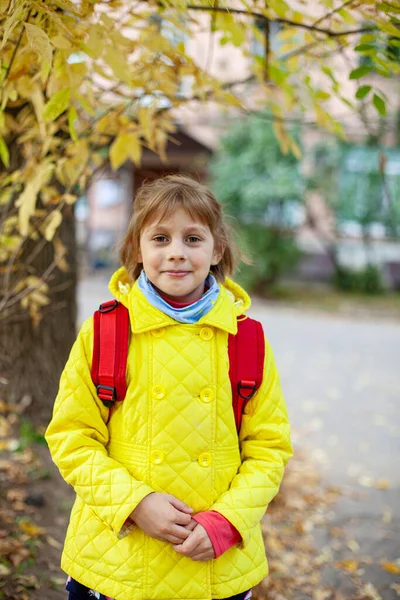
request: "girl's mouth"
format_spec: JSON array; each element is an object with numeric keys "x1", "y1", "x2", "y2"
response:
[{"x1": 164, "y1": 271, "x2": 190, "y2": 277}]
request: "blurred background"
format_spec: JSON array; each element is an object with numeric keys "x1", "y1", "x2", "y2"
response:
[{"x1": 1, "y1": 2, "x2": 399, "y2": 600}]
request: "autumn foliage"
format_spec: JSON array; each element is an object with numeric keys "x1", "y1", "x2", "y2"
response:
[{"x1": 0, "y1": 0, "x2": 399, "y2": 323}]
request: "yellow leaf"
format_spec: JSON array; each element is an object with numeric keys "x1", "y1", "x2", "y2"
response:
[
  {"x1": 31, "y1": 83, "x2": 46, "y2": 140},
  {"x1": 0, "y1": 564, "x2": 11, "y2": 576},
  {"x1": 110, "y1": 132, "x2": 142, "y2": 170},
  {"x1": 278, "y1": 27, "x2": 298, "y2": 41},
  {"x1": 0, "y1": 135, "x2": 9, "y2": 167},
  {"x1": 126, "y1": 132, "x2": 142, "y2": 166},
  {"x1": 51, "y1": 34, "x2": 71, "y2": 50},
  {"x1": 68, "y1": 106, "x2": 78, "y2": 141},
  {"x1": 62, "y1": 193, "x2": 77, "y2": 204},
  {"x1": 105, "y1": 46, "x2": 131, "y2": 83},
  {"x1": 273, "y1": 120, "x2": 290, "y2": 154},
  {"x1": 335, "y1": 560, "x2": 360, "y2": 573},
  {"x1": 46, "y1": 536, "x2": 62, "y2": 549},
  {"x1": 0, "y1": 234, "x2": 20, "y2": 251},
  {"x1": 338, "y1": 8, "x2": 357, "y2": 24},
  {"x1": 381, "y1": 562, "x2": 400, "y2": 574},
  {"x1": 376, "y1": 478, "x2": 390, "y2": 489},
  {"x1": 54, "y1": 237, "x2": 69, "y2": 272},
  {"x1": 24, "y1": 23, "x2": 53, "y2": 66},
  {"x1": 30, "y1": 289, "x2": 50, "y2": 307},
  {"x1": 290, "y1": 139, "x2": 302, "y2": 159},
  {"x1": 138, "y1": 108, "x2": 154, "y2": 144},
  {"x1": 16, "y1": 162, "x2": 55, "y2": 237},
  {"x1": 43, "y1": 209, "x2": 62, "y2": 241},
  {"x1": 75, "y1": 93, "x2": 95, "y2": 117},
  {"x1": 267, "y1": 0, "x2": 290, "y2": 18},
  {"x1": 85, "y1": 24, "x2": 104, "y2": 59},
  {"x1": 19, "y1": 521, "x2": 46, "y2": 537},
  {"x1": 43, "y1": 88, "x2": 71, "y2": 122}
]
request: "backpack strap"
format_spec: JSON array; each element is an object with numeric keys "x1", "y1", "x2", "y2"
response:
[
  {"x1": 228, "y1": 316, "x2": 265, "y2": 433},
  {"x1": 91, "y1": 300, "x2": 129, "y2": 419},
  {"x1": 91, "y1": 302, "x2": 265, "y2": 433}
]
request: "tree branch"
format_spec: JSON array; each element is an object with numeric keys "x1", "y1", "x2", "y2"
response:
[
  {"x1": 1, "y1": 10, "x2": 31, "y2": 87},
  {"x1": 186, "y1": 5, "x2": 375, "y2": 37},
  {"x1": 311, "y1": 0, "x2": 360, "y2": 28}
]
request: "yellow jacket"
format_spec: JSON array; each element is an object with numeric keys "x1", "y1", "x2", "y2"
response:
[{"x1": 45, "y1": 268, "x2": 292, "y2": 600}]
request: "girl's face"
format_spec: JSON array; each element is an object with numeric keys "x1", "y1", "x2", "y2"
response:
[{"x1": 138, "y1": 207, "x2": 222, "y2": 303}]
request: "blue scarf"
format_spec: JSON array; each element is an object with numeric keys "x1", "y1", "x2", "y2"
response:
[{"x1": 137, "y1": 270, "x2": 220, "y2": 324}]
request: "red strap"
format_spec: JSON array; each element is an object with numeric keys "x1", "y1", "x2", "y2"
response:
[
  {"x1": 91, "y1": 301, "x2": 129, "y2": 419},
  {"x1": 91, "y1": 302, "x2": 264, "y2": 433},
  {"x1": 228, "y1": 317, "x2": 265, "y2": 432}
]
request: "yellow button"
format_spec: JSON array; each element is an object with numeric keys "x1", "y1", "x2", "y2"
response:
[
  {"x1": 200, "y1": 388, "x2": 213, "y2": 403},
  {"x1": 200, "y1": 327, "x2": 214, "y2": 341},
  {"x1": 150, "y1": 450, "x2": 164, "y2": 465},
  {"x1": 152, "y1": 385, "x2": 166, "y2": 400},
  {"x1": 152, "y1": 328, "x2": 165, "y2": 337},
  {"x1": 198, "y1": 452, "x2": 212, "y2": 468}
]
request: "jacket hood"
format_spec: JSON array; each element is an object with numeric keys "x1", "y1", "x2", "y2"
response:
[{"x1": 108, "y1": 267, "x2": 251, "y2": 335}]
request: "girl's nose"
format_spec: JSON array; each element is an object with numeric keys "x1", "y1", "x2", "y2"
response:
[{"x1": 167, "y1": 241, "x2": 186, "y2": 260}]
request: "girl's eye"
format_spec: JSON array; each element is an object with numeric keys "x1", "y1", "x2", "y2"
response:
[
  {"x1": 187, "y1": 236, "x2": 201, "y2": 243},
  {"x1": 153, "y1": 235, "x2": 168, "y2": 242}
]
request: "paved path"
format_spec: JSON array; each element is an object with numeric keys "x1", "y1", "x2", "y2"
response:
[{"x1": 78, "y1": 275, "x2": 400, "y2": 598}]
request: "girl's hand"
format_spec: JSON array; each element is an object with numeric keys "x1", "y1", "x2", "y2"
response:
[
  {"x1": 130, "y1": 492, "x2": 194, "y2": 544},
  {"x1": 173, "y1": 522, "x2": 215, "y2": 561}
]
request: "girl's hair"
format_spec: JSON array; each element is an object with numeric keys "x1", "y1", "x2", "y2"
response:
[{"x1": 120, "y1": 174, "x2": 239, "y2": 282}]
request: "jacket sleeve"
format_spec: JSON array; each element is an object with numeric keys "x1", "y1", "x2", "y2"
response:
[
  {"x1": 210, "y1": 337, "x2": 293, "y2": 547},
  {"x1": 45, "y1": 317, "x2": 154, "y2": 537}
]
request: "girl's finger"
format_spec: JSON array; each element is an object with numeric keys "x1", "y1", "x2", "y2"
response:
[
  {"x1": 191, "y1": 551, "x2": 214, "y2": 562},
  {"x1": 170, "y1": 524, "x2": 191, "y2": 540},
  {"x1": 174, "y1": 510, "x2": 192, "y2": 526},
  {"x1": 184, "y1": 519, "x2": 197, "y2": 531},
  {"x1": 173, "y1": 531, "x2": 201, "y2": 555},
  {"x1": 169, "y1": 496, "x2": 193, "y2": 514},
  {"x1": 164, "y1": 534, "x2": 187, "y2": 544}
]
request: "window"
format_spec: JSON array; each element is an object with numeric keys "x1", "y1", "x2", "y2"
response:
[{"x1": 251, "y1": 17, "x2": 282, "y2": 59}]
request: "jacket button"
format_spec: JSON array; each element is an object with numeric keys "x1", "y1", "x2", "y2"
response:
[
  {"x1": 152, "y1": 328, "x2": 165, "y2": 337},
  {"x1": 200, "y1": 327, "x2": 213, "y2": 341},
  {"x1": 152, "y1": 385, "x2": 166, "y2": 400},
  {"x1": 200, "y1": 388, "x2": 213, "y2": 403},
  {"x1": 150, "y1": 450, "x2": 164, "y2": 465},
  {"x1": 198, "y1": 453, "x2": 212, "y2": 468}
]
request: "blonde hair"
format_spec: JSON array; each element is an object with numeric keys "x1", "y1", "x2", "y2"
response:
[{"x1": 120, "y1": 174, "x2": 239, "y2": 282}]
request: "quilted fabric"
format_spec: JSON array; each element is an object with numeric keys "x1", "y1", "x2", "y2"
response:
[{"x1": 45, "y1": 267, "x2": 292, "y2": 600}]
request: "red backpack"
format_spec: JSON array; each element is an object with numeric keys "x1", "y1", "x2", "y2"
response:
[{"x1": 91, "y1": 300, "x2": 265, "y2": 431}]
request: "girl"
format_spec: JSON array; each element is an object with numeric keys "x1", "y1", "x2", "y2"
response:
[{"x1": 45, "y1": 175, "x2": 292, "y2": 600}]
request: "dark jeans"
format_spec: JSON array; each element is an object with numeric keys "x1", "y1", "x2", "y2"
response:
[{"x1": 66, "y1": 577, "x2": 251, "y2": 600}]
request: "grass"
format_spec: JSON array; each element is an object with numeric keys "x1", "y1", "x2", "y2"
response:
[
  {"x1": 18, "y1": 420, "x2": 46, "y2": 451},
  {"x1": 258, "y1": 283, "x2": 400, "y2": 318}
]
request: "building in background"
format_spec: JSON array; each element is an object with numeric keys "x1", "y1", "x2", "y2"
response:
[{"x1": 83, "y1": 9, "x2": 400, "y2": 286}]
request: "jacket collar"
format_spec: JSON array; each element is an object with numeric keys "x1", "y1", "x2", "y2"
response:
[
  {"x1": 109, "y1": 267, "x2": 250, "y2": 335},
  {"x1": 128, "y1": 280, "x2": 238, "y2": 335}
]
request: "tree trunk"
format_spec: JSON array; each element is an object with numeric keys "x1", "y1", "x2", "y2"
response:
[{"x1": 0, "y1": 207, "x2": 77, "y2": 423}]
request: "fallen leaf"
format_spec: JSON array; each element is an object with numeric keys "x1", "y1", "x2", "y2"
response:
[
  {"x1": 347, "y1": 539, "x2": 360, "y2": 553},
  {"x1": 375, "y1": 479, "x2": 390, "y2": 490},
  {"x1": 0, "y1": 563, "x2": 11, "y2": 575},
  {"x1": 19, "y1": 521, "x2": 45, "y2": 536},
  {"x1": 334, "y1": 559, "x2": 360, "y2": 573},
  {"x1": 381, "y1": 562, "x2": 400, "y2": 574},
  {"x1": 358, "y1": 476, "x2": 374, "y2": 488},
  {"x1": 391, "y1": 583, "x2": 400, "y2": 596},
  {"x1": 382, "y1": 508, "x2": 392, "y2": 524},
  {"x1": 46, "y1": 535, "x2": 62, "y2": 549},
  {"x1": 361, "y1": 583, "x2": 383, "y2": 600}
]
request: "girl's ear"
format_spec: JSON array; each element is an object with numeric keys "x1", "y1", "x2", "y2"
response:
[{"x1": 211, "y1": 244, "x2": 223, "y2": 266}]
